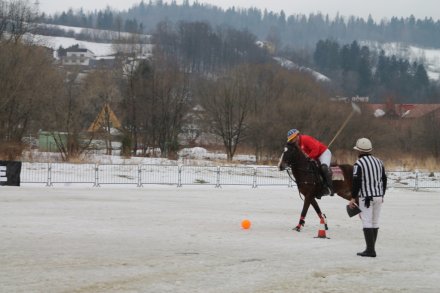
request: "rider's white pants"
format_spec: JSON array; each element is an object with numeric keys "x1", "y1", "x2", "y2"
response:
[{"x1": 319, "y1": 149, "x2": 332, "y2": 167}]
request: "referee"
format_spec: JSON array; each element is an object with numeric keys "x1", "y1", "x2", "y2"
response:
[{"x1": 349, "y1": 138, "x2": 387, "y2": 257}]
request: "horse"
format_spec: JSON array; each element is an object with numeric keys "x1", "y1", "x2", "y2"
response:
[{"x1": 278, "y1": 142, "x2": 353, "y2": 231}]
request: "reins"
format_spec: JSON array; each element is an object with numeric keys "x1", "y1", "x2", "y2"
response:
[
  {"x1": 286, "y1": 162, "x2": 320, "y2": 186},
  {"x1": 285, "y1": 157, "x2": 322, "y2": 201},
  {"x1": 287, "y1": 168, "x2": 304, "y2": 201},
  {"x1": 282, "y1": 144, "x2": 323, "y2": 201}
]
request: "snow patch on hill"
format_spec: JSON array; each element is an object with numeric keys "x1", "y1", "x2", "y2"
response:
[
  {"x1": 273, "y1": 57, "x2": 331, "y2": 82},
  {"x1": 29, "y1": 34, "x2": 115, "y2": 56},
  {"x1": 27, "y1": 33, "x2": 153, "y2": 57}
]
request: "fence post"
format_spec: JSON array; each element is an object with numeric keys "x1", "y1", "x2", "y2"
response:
[
  {"x1": 137, "y1": 164, "x2": 142, "y2": 187},
  {"x1": 47, "y1": 163, "x2": 52, "y2": 187},
  {"x1": 94, "y1": 163, "x2": 100, "y2": 187},
  {"x1": 178, "y1": 165, "x2": 182, "y2": 187},
  {"x1": 415, "y1": 171, "x2": 419, "y2": 191},
  {"x1": 216, "y1": 166, "x2": 221, "y2": 188},
  {"x1": 252, "y1": 167, "x2": 257, "y2": 188}
]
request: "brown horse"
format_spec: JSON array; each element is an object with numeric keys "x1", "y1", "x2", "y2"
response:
[{"x1": 278, "y1": 142, "x2": 353, "y2": 231}]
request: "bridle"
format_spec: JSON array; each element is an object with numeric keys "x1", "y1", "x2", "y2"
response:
[{"x1": 281, "y1": 145, "x2": 320, "y2": 187}]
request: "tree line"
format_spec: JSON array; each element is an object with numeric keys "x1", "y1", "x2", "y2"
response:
[
  {"x1": 153, "y1": 20, "x2": 269, "y2": 74},
  {"x1": 43, "y1": 1, "x2": 440, "y2": 49},
  {"x1": 313, "y1": 39, "x2": 437, "y2": 103}
]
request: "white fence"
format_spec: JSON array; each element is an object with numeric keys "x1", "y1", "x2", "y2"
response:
[{"x1": 19, "y1": 162, "x2": 440, "y2": 189}]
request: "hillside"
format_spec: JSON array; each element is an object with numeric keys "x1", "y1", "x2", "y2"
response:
[
  {"x1": 31, "y1": 23, "x2": 440, "y2": 83},
  {"x1": 367, "y1": 42, "x2": 440, "y2": 80},
  {"x1": 44, "y1": 2, "x2": 440, "y2": 50}
]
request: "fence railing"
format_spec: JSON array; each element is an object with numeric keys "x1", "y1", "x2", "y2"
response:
[{"x1": 19, "y1": 162, "x2": 439, "y2": 190}]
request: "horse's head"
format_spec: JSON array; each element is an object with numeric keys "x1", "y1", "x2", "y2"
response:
[{"x1": 278, "y1": 143, "x2": 298, "y2": 171}]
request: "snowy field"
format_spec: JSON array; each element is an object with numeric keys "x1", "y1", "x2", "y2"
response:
[{"x1": 1, "y1": 186, "x2": 439, "y2": 293}]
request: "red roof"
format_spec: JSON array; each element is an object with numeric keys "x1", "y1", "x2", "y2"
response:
[{"x1": 367, "y1": 104, "x2": 440, "y2": 118}]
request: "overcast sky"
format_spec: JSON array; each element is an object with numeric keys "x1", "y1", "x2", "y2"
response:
[{"x1": 38, "y1": 0, "x2": 440, "y2": 21}]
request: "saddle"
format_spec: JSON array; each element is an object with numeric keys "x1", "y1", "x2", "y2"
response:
[
  {"x1": 314, "y1": 164, "x2": 344, "y2": 199},
  {"x1": 330, "y1": 166, "x2": 345, "y2": 181},
  {"x1": 310, "y1": 162, "x2": 345, "y2": 182}
]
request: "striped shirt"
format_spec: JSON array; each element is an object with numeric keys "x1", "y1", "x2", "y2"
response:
[{"x1": 352, "y1": 154, "x2": 387, "y2": 198}]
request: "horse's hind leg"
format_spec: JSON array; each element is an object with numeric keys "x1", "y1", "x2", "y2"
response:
[{"x1": 310, "y1": 198, "x2": 328, "y2": 230}]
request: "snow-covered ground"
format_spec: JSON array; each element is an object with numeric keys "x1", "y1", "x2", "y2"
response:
[{"x1": 0, "y1": 186, "x2": 439, "y2": 292}]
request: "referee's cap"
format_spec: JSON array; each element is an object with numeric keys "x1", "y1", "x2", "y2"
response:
[{"x1": 354, "y1": 138, "x2": 373, "y2": 152}]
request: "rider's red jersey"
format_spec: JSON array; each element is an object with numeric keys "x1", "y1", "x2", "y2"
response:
[{"x1": 298, "y1": 135, "x2": 328, "y2": 160}]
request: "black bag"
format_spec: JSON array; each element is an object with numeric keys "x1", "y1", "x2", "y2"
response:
[{"x1": 346, "y1": 204, "x2": 361, "y2": 217}]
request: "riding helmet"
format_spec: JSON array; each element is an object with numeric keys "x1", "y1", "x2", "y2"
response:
[{"x1": 287, "y1": 129, "x2": 300, "y2": 142}]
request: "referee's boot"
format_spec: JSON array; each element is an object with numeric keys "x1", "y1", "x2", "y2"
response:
[
  {"x1": 320, "y1": 164, "x2": 334, "y2": 196},
  {"x1": 357, "y1": 228, "x2": 376, "y2": 257}
]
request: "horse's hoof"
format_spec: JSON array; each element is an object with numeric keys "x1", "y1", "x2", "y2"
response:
[{"x1": 293, "y1": 226, "x2": 301, "y2": 232}]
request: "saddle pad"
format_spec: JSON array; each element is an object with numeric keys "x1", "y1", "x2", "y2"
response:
[{"x1": 331, "y1": 166, "x2": 344, "y2": 181}]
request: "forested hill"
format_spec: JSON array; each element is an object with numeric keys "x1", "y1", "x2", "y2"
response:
[{"x1": 44, "y1": 1, "x2": 440, "y2": 49}]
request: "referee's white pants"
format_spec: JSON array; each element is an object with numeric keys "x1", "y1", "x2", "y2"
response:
[{"x1": 359, "y1": 197, "x2": 383, "y2": 228}]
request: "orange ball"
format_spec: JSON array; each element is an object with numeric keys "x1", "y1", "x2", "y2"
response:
[{"x1": 241, "y1": 219, "x2": 251, "y2": 229}]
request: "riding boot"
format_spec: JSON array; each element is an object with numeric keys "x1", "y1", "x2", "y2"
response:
[
  {"x1": 320, "y1": 164, "x2": 334, "y2": 196},
  {"x1": 357, "y1": 228, "x2": 376, "y2": 257},
  {"x1": 373, "y1": 228, "x2": 379, "y2": 255},
  {"x1": 373, "y1": 228, "x2": 379, "y2": 244}
]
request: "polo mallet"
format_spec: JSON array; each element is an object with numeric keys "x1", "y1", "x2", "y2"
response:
[{"x1": 328, "y1": 102, "x2": 361, "y2": 148}]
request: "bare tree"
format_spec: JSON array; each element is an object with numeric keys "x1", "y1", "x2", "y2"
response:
[
  {"x1": 46, "y1": 70, "x2": 96, "y2": 161},
  {"x1": 0, "y1": 41, "x2": 60, "y2": 159},
  {"x1": 117, "y1": 36, "x2": 190, "y2": 158},
  {"x1": 150, "y1": 52, "x2": 190, "y2": 158},
  {"x1": 83, "y1": 69, "x2": 122, "y2": 155},
  {"x1": 198, "y1": 65, "x2": 254, "y2": 161},
  {"x1": 0, "y1": 0, "x2": 36, "y2": 43},
  {"x1": 244, "y1": 64, "x2": 290, "y2": 162},
  {"x1": 112, "y1": 32, "x2": 150, "y2": 155}
]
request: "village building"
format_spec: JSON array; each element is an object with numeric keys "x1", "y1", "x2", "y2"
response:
[{"x1": 61, "y1": 45, "x2": 96, "y2": 66}]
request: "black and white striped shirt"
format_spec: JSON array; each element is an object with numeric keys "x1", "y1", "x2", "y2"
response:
[{"x1": 352, "y1": 154, "x2": 387, "y2": 198}]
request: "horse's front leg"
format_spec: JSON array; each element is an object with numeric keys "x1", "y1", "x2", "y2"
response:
[
  {"x1": 310, "y1": 198, "x2": 328, "y2": 230},
  {"x1": 294, "y1": 196, "x2": 312, "y2": 231}
]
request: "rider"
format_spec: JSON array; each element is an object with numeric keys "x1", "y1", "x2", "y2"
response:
[{"x1": 286, "y1": 129, "x2": 334, "y2": 196}]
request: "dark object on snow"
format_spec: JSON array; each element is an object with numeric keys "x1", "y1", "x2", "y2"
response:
[
  {"x1": 346, "y1": 204, "x2": 361, "y2": 217},
  {"x1": 0, "y1": 161, "x2": 22, "y2": 186}
]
